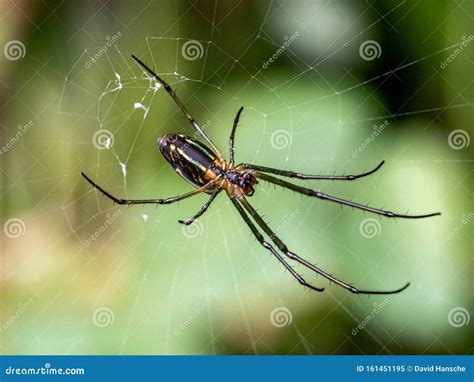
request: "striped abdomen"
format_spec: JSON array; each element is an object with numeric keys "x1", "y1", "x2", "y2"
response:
[{"x1": 158, "y1": 134, "x2": 223, "y2": 192}]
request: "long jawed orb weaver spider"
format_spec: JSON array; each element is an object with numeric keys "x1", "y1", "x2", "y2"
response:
[{"x1": 81, "y1": 54, "x2": 441, "y2": 295}]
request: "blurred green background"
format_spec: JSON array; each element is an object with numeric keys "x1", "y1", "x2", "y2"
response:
[{"x1": 1, "y1": 0, "x2": 472, "y2": 355}]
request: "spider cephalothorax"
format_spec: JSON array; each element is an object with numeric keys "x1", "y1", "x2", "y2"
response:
[
  {"x1": 222, "y1": 170, "x2": 257, "y2": 197},
  {"x1": 81, "y1": 55, "x2": 441, "y2": 296}
]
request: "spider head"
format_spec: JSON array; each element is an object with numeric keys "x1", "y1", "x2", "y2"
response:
[
  {"x1": 223, "y1": 170, "x2": 257, "y2": 196},
  {"x1": 238, "y1": 171, "x2": 257, "y2": 196}
]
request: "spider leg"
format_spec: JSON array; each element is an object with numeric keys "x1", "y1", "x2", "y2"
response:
[
  {"x1": 239, "y1": 197, "x2": 410, "y2": 295},
  {"x1": 255, "y1": 172, "x2": 441, "y2": 219},
  {"x1": 229, "y1": 106, "x2": 244, "y2": 165},
  {"x1": 131, "y1": 55, "x2": 223, "y2": 159},
  {"x1": 229, "y1": 196, "x2": 324, "y2": 292},
  {"x1": 240, "y1": 161, "x2": 385, "y2": 181},
  {"x1": 179, "y1": 191, "x2": 220, "y2": 225},
  {"x1": 82, "y1": 172, "x2": 205, "y2": 206}
]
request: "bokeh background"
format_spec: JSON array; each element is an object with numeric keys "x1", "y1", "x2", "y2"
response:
[{"x1": 1, "y1": 0, "x2": 472, "y2": 355}]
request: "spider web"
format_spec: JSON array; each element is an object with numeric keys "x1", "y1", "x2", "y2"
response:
[{"x1": 47, "y1": 0, "x2": 473, "y2": 355}]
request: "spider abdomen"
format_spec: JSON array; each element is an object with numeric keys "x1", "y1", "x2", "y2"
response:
[{"x1": 158, "y1": 134, "x2": 223, "y2": 192}]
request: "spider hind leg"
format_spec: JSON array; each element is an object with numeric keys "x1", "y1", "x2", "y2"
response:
[
  {"x1": 238, "y1": 197, "x2": 410, "y2": 295},
  {"x1": 230, "y1": 196, "x2": 324, "y2": 292}
]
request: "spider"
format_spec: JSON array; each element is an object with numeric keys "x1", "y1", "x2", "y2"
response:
[{"x1": 81, "y1": 55, "x2": 441, "y2": 295}]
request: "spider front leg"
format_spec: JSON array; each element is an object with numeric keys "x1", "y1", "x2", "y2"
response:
[
  {"x1": 256, "y1": 172, "x2": 441, "y2": 219},
  {"x1": 241, "y1": 161, "x2": 385, "y2": 181},
  {"x1": 239, "y1": 197, "x2": 410, "y2": 295},
  {"x1": 82, "y1": 172, "x2": 204, "y2": 206},
  {"x1": 230, "y1": 196, "x2": 324, "y2": 292},
  {"x1": 131, "y1": 55, "x2": 223, "y2": 159},
  {"x1": 179, "y1": 191, "x2": 220, "y2": 225},
  {"x1": 229, "y1": 106, "x2": 244, "y2": 165}
]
